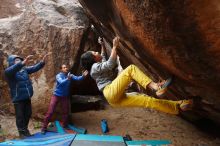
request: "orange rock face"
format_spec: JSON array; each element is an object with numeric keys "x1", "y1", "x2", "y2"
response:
[{"x1": 79, "y1": 0, "x2": 220, "y2": 124}]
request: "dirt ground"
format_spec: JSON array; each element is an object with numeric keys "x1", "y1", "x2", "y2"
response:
[{"x1": 1, "y1": 106, "x2": 220, "y2": 146}]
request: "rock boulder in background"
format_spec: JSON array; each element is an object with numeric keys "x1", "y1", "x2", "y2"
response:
[{"x1": 0, "y1": 0, "x2": 90, "y2": 117}]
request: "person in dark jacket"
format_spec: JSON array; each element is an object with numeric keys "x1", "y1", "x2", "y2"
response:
[
  {"x1": 41, "y1": 64, "x2": 88, "y2": 134},
  {"x1": 4, "y1": 53, "x2": 50, "y2": 138}
]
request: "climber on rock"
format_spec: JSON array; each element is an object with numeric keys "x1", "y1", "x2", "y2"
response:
[
  {"x1": 41, "y1": 64, "x2": 88, "y2": 135},
  {"x1": 80, "y1": 36, "x2": 193, "y2": 115},
  {"x1": 5, "y1": 53, "x2": 50, "y2": 138}
]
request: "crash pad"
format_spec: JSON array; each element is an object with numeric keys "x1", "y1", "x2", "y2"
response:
[
  {"x1": 71, "y1": 134, "x2": 126, "y2": 146},
  {"x1": 0, "y1": 132, "x2": 76, "y2": 146}
]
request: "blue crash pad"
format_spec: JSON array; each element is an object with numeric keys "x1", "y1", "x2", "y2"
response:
[
  {"x1": 71, "y1": 134, "x2": 126, "y2": 146},
  {"x1": 0, "y1": 132, "x2": 76, "y2": 146},
  {"x1": 54, "y1": 120, "x2": 86, "y2": 134},
  {"x1": 0, "y1": 133, "x2": 171, "y2": 146},
  {"x1": 126, "y1": 140, "x2": 171, "y2": 146}
]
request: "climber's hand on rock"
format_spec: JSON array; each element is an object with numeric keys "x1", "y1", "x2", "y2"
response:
[
  {"x1": 113, "y1": 36, "x2": 120, "y2": 48},
  {"x1": 98, "y1": 37, "x2": 104, "y2": 45}
]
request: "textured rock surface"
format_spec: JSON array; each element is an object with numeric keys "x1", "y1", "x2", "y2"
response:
[
  {"x1": 78, "y1": 0, "x2": 220, "y2": 125},
  {"x1": 0, "y1": 0, "x2": 90, "y2": 117},
  {"x1": 0, "y1": 0, "x2": 25, "y2": 18}
]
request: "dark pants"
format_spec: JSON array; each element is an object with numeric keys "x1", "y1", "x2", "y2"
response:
[
  {"x1": 42, "y1": 95, "x2": 69, "y2": 130},
  {"x1": 14, "y1": 99, "x2": 32, "y2": 132}
]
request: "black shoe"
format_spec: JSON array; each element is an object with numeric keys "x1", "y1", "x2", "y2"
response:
[
  {"x1": 18, "y1": 131, "x2": 26, "y2": 139},
  {"x1": 41, "y1": 129, "x2": 46, "y2": 135},
  {"x1": 24, "y1": 129, "x2": 31, "y2": 137},
  {"x1": 123, "y1": 134, "x2": 132, "y2": 141}
]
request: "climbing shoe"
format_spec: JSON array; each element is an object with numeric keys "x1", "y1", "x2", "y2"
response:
[
  {"x1": 156, "y1": 77, "x2": 173, "y2": 97},
  {"x1": 179, "y1": 99, "x2": 193, "y2": 111}
]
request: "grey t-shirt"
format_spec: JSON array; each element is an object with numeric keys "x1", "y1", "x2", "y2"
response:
[{"x1": 90, "y1": 53, "x2": 118, "y2": 91}]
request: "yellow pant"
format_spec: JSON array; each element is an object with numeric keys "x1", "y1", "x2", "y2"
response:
[{"x1": 103, "y1": 64, "x2": 180, "y2": 115}]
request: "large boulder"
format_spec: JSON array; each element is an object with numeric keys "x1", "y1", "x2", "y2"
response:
[
  {"x1": 0, "y1": 0, "x2": 90, "y2": 117},
  {"x1": 78, "y1": 0, "x2": 220, "y2": 125}
]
